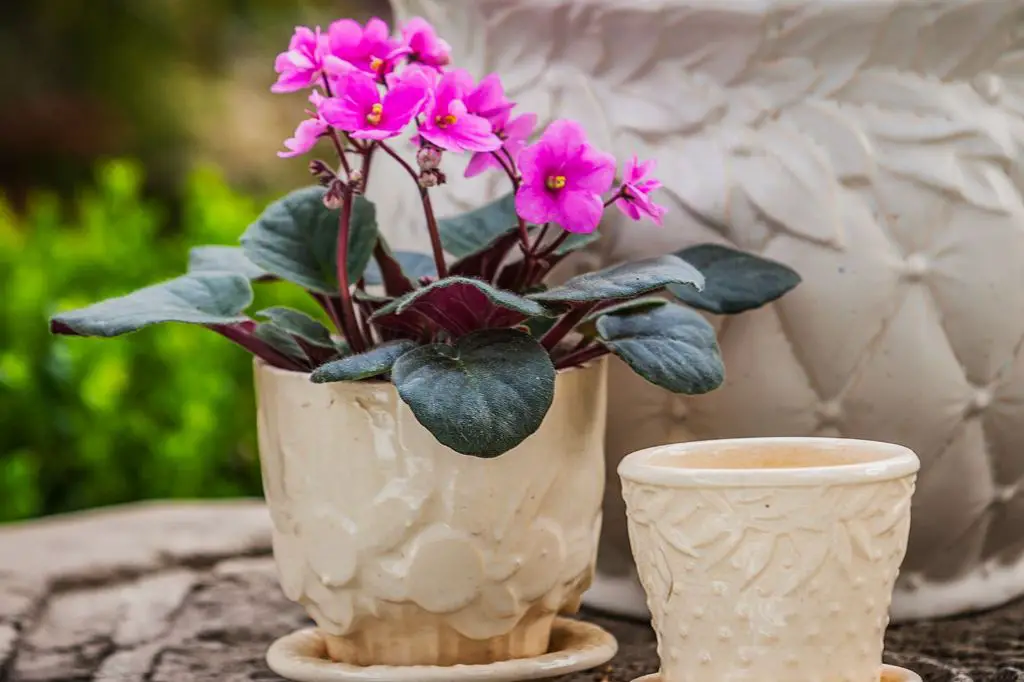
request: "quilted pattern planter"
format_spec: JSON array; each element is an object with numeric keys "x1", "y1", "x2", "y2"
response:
[{"x1": 378, "y1": 0, "x2": 1024, "y2": 620}]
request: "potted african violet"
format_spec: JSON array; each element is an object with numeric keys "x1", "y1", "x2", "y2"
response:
[{"x1": 48, "y1": 14, "x2": 800, "y2": 680}]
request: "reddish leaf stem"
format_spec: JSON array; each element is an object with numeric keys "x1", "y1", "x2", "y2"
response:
[
  {"x1": 540, "y1": 301, "x2": 599, "y2": 352},
  {"x1": 555, "y1": 343, "x2": 609, "y2": 370},
  {"x1": 209, "y1": 323, "x2": 305, "y2": 371}
]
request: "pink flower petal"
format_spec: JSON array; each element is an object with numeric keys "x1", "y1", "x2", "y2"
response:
[
  {"x1": 540, "y1": 119, "x2": 588, "y2": 159},
  {"x1": 381, "y1": 82, "x2": 429, "y2": 129},
  {"x1": 464, "y1": 151, "x2": 497, "y2": 178},
  {"x1": 567, "y1": 147, "x2": 616, "y2": 193},
  {"x1": 515, "y1": 183, "x2": 559, "y2": 225},
  {"x1": 504, "y1": 112, "x2": 537, "y2": 141},
  {"x1": 516, "y1": 142, "x2": 548, "y2": 186},
  {"x1": 555, "y1": 189, "x2": 604, "y2": 234}
]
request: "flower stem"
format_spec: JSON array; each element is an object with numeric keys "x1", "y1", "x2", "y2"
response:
[
  {"x1": 529, "y1": 223, "x2": 551, "y2": 256},
  {"x1": 536, "y1": 231, "x2": 570, "y2": 259},
  {"x1": 540, "y1": 301, "x2": 599, "y2": 352},
  {"x1": 378, "y1": 142, "x2": 448, "y2": 279},
  {"x1": 328, "y1": 129, "x2": 352, "y2": 177},
  {"x1": 555, "y1": 343, "x2": 609, "y2": 370},
  {"x1": 491, "y1": 151, "x2": 530, "y2": 252},
  {"x1": 336, "y1": 189, "x2": 368, "y2": 353}
]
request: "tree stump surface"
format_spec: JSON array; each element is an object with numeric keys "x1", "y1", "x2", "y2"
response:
[{"x1": 1, "y1": 501, "x2": 1021, "y2": 682}]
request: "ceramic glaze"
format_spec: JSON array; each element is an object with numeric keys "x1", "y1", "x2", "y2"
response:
[
  {"x1": 382, "y1": 0, "x2": 1024, "y2": 621},
  {"x1": 619, "y1": 438, "x2": 919, "y2": 682},
  {"x1": 255, "y1": 359, "x2": 607, "y2": 667}
]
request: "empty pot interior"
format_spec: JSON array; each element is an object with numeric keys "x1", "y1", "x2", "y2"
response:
[{"x1": 647, "y1": 441, "x2": 893, "y2": 470}]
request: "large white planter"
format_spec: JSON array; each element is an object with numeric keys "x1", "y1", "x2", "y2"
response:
[
  {"x1": 381, "y1": 0, "x2": 1024, "y2": 621},
  {"x1": 255, "y1": 358, "x2": 607, "y2": 667}
]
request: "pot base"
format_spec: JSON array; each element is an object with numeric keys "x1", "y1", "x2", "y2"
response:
[
  {"x1": 630, "y1": 664, "x2": 921, "y2": 682},
  {"x1": 266, "y1": 618, "x2": 617, "y2": 682}
]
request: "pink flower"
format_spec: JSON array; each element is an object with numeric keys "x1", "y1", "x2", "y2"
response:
[
  {"x1": 320, "y1": 70, "x2": 427, "y2": 140},
  {"x1": 418, "y1": 71, "x2": 502, "y2": 153},
  {"x1": 279, "y1": 91, "x2": 329, "y2": 157},
  {"x1": 272, "y1": 26, "x2": 327, "y2": 93},
  {"x1": 464, "y1": 110, "x2": 536, "y2": 178},
  {"x1": 465, "y1": 74, "x2": 514, "y2": 123},
  {"x1": 514, "y1": 120, "x2": 616, "y2": 234},
  {"x1": 614, "y1": 156, "x2": 667, "y2": 226},
  {"x1": 400, "y1": 17, "x2": 451, "y2": 69},
  {"x1": 328, "y1": 17, "x2": 405, "y2": 79}
]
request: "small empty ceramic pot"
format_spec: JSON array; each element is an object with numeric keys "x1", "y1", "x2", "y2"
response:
[{"x1": 618, "y1": 437, "x2": 920, "y2": 682}]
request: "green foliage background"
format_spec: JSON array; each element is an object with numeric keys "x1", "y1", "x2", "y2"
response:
[{"x1": 0, "y1": 160, "x2": 323, "y2": 522}]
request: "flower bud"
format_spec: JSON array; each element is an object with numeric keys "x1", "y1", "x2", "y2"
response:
[
  {"x1": 308, "y1": 159, "x2": 336, "y2": 186},
  {"x1": 418, "y1": 171, "x2": 439, "y2": 188},
  {"x1": 417, "y1": 146, "x2": 443, "y2": 171},
  {"x1": 323, "y1": 180, "x2": 346, "y2": 209}
]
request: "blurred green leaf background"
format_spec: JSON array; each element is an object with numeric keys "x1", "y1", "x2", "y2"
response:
[{"x1": 0, "y1": 0, "x2": 388, "y2": 521}]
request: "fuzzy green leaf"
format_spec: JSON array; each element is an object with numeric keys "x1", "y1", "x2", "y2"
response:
[
  {"x1": 240, "y1": 186, "x2": 378, "y2": 294},
  {"x1": 188, "y1": 245, "x2": 271, "y2": 281},
  {"x1": 310, "y1": 340, "x2": 418, "y2": 383},
  {"x1": 530, "y1": 255, "x2": 704, "y2": 304},
  {"x1": 438, "y1": 193, "x2": 517, "y2": 258},
  {"x1": 668, "y1": 244, "x2": 801, "y2": 314},
  {"x1": 596, "y1": 303, "x2": 724, "y2": 394},
  {"x1": 256, "y1": 307, "x2": 334, "y2": 348},
  {"x1": 253, "y1": 322, "x2": 309, "y2": 365},
  {"x1": 391, "y1": 329, "x2": 555, "y2": 457},
  {"x1": 50, "y1": 273, "x2": 252, "y2": 337},
  {"x1": 363, "y1": 251, "x2": 436, "y2": 286}
]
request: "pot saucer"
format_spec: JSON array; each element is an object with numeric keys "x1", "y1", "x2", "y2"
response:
[
  {"x1": 266, "y1": 617, "x2": 617, "y2": 682},
  {"x1": 630, "y1": 663, "x2": 922, "y2": 682}
]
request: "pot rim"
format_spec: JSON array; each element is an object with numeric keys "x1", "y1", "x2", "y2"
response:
[
  {"x1": 618, "y1": 436, "x2": 920, "y2": 488},
  {"x1": 254, "y1": 354, "x2": 606, "y2": 382}
]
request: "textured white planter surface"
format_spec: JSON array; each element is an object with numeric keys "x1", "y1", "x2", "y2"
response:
[
  {"x1": 255, "y1": 359, "x2": 607, "y2": 667},
  {"x1": 619, "y1": 438, "x2": 920, "y2": 682},
  {"x1": 381, "y1": 0, "x2": 1024, "y2": 621}
]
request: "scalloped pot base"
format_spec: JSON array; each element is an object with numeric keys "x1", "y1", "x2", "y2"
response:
[
  {"x1": 631, "y1": 665, "x2": 922, "y2": 682},
  {"x1": 265, "y1": 619, "x2": 617, "y2": 682}
]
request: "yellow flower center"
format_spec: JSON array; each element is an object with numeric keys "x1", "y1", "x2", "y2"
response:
[
  {"x1": 546, "y1": 175, "x2": 567, "y2": 191},
  {"x1": 366, "y1": 103, "x2": 383, "y2": 125},
  {"x1": 369, "y1": 57, "x2": 384, "y2": 72},
  {"x1": 436, "y1": 113, "x2": 457, "y2": 128}
]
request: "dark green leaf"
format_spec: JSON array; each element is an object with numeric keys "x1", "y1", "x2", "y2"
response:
[
  {"x1": 669, "y1": 243, "x2": 801, "y2": 314},
  {"x1": 253, "y1": 323, "x2": 309, "y2": 365},
  {"x1": 240, "y1": 186, "x2": 378, "y2": 294},
  {"x1": 438, "y1": 193, "x2": 517, "y2": 258},
  {"x1": 364, "y1": 250, "x2": 436, "y2": 286},
  {"x1": 187, "y1": 245, "x2": 272, "y2": 281},
  {"x1": 529, "y1": 255, "x2": 704, "y2": 304},
  {"x1": 310, "y1": 340, "x2": 418, "y2": 383},
  {"x1": 583, "y1": 297, "x2": 667, "y2": 323},
  {"x1": 50, "y1": 273, "x2": 252, "y2": 337},
  {"x1": 256, "y1": 307, "x2": 334, "y2": 348},
  {"x1": 391, "y1": 329, "x2": 555, "y2": 457},
  {"x1": 596, "y1": 303, "x2": 724, "y2": 394},
  {"x1": 371, "y1": 276, "x2": 554, "y2": 337}
]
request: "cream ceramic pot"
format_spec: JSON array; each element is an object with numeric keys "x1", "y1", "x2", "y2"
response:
[
  {"x1": 619, "y1": 438, "x2": 920, "y2": 682},
  {"x1": 254, "y1": 358, "x2": 607, "y2": 666},
  {"x1": 381, "y1": 0, "x2": 1024, "y2": 621}
]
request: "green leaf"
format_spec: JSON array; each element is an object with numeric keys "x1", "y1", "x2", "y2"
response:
[
  {"x1": 391, "y1": 329, "x2": 555, "y2": 457},
  {"x1": 253, "y1": 322, "x2": 309, "y2": 365},
  {"x1": 310, "y1": 340, "x2": 418, "y2": 383},
  {"x1": 529, "y1": 255, "x2": 705, "y2": 304},
  {"x1": 363, "y1": 250, "x2": 436, "y2": 286},
  {"x1": 668, "y1": 244, "x2": 801, "y2": 314},
  {"x1": 256, "y1": 307, "x2": 334, "y2": 348},
  {"x1": 438, "y1": 193, "x2": 517, "y2": 258},
  {"x1": 371, "y1": 276, "x2": 554, "y2": 337},
  {"x1": 240, "y1": 186, "x2": 378, "y2": 294},
  {"x1": 50, "y1": 273, "x2": 253, "y2": 337},
  {"x1": 187, "y1": 245, "x2": 272, "y2": 281},
  {"x1": 596, "y1": 303, "x2": 724, "y2": 394},
  {"x1": 576, "y1": 297, "x2": 668, "y2": 338}
]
